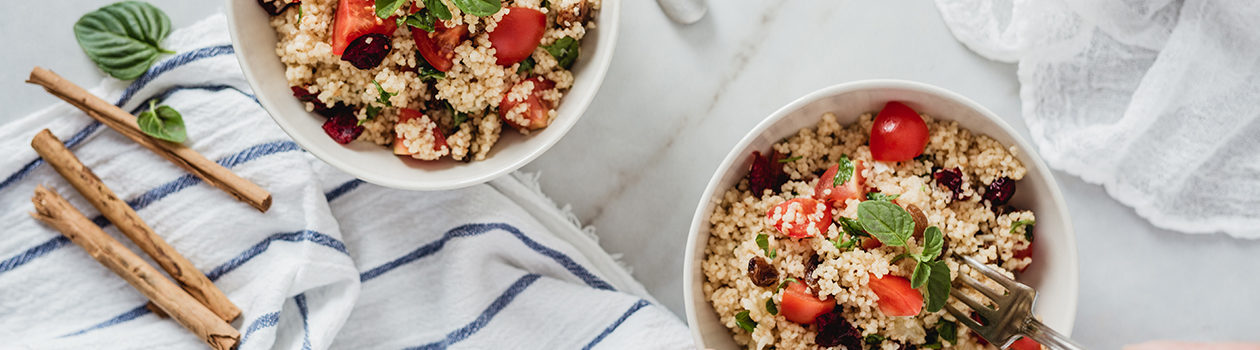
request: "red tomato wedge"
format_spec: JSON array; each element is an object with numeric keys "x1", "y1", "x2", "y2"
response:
[
  {"x1": 332, "y1": 0, "x2": 397, "y2": 55},
  {"x1": 412, "y1": 21, "x2": 469, "y2": 72},
  {"x1": 392, "y1": 108, "x2": 448, "y2": 156},
  {"x1": 814, "y1": 160, "x2": 866, "y2": 206},
  {"x1": 1010, "y1": 337, "x2": 1043, "y2": 350},
  {"x1": 780, "y1": 281, "x2": 835, "y2": 324},
  {"x1": 499, "y1": 77, "x2": 556, "y2": 130},
  {"x1": 870, "y1": 101, "x2": 930, "y2": 162},
  {"x1": 766, "y1": 198, "x2": 832, "y2": 239},
  {"x1": 867, "y1": 273, "x2": 923, "y2": 316},
  {"x1": 488, "y1": 7, "x2": 546, "y2": 66}
]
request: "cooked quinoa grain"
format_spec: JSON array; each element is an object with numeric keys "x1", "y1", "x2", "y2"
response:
[{"x1": 703, "y1": 112, "x2": 1038, "y2": 349}]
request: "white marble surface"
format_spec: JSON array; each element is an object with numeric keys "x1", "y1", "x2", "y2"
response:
[{"x1": 3, "y1": 1, "x2": 1259, "y2": 349}]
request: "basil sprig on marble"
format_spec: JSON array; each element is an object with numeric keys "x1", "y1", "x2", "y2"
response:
[
  {"x1": 74, "y1": 1, "x2": 174, "y2": 80},
  {"x1": 136, "y1": 99, "x2": 186, "y2": 143},
  {"x1": 857, "y1": 200, "x2": 952, "y2": 313}
]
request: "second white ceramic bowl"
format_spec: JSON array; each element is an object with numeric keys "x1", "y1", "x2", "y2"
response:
[
  {"x1": 225, "y1": 0, "x2": 620, "y2": 190},
  {"x1": 682, "y1": 80, "x2": 1079, "y2": 348}
]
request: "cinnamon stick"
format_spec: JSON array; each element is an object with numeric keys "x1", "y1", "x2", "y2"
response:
[
  {"x1": 30, "y1": 186, "x2": 239, "y2": 350},
  {"x1": 26, "y1": 67, "x2": 271, "y2": 212},
  {"x1": 31, "y1": 129, "x2": 240, "y2": 322}
]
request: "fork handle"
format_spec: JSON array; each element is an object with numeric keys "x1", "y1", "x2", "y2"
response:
[{"x1": 1022, "y1": 317, "x2": 1086, "y2": 350}]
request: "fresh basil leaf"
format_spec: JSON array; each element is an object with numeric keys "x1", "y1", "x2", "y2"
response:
[
  {"x1": 372, "y1": 80, "x2": 396, "y2": 106},
  {"x1": 298, "y1": 4, "x2": 304, "y2": 21},
  {"x1": 866, "y1": 192, "x2": 900, "y2": 201},
  {"x1": 416, "y1": 56, "x2": 446, "y2": 80},
  {"x1": 832, "y1": 155, "x2": 854, "y2": 186},
  {"x1": 833, "y1": 236, "x2": 859, "y2": 251},
  {"x1": 74, "y1": 1, "x2": 173, "y2": 80},
  {"x1": 375, "y1": 0, "x2": 409, "y2": 18},
  {"x1": 517, "y1": 56, "x2": 536, "y2": 74},
  {"x1": 1010, "y1": 219, "x2": 1035, "y2": 242},
  {"x1": 365, "y1": 105, "x2": 381, "y2": 122},
  {"x1": 838, "y1": 216, "x2": 868, "y2": 238},
  {"x1": 778, "y1": 156, "x2": 802, "y2": 164},
  {"x1": 920, "y1": 226, "x2": 943, "y2": 261},
  {"x1": 452, "y1": 111, "x2": 468, "y2": 129},
  {"x1": 542, "y1": 36, "x2": 579, "y2": 69},
  {"x1": 776, "y1": 277, "x2": 798, "y2": 292},
  {"x1": 910, "y1": 261, "x2": 931, "y2": 288},
  {"x1": 422, "y1": 0, "x2": 453, "y2": 20},
  {"x1": 923, "y1": 260, "x2": 951, "y2": 313},
  {"x1": 735, "y1": 310, "x2": 756, "y2": 332},
  {"x1": 937, "y1": 320, "x2": 958, "y2": 344},
  {"x1": 890, "y1": 252, "x2": 913, "y2": 264},
  {"x1": 864, "y1": 334, "x2": 885, "y2": 345},
  {"x1": 452, "y1": 0, "x2": 501, "y2": 16},
  {"x1": 136, "y1": 100, "x2": 186, "y2": 143},
  {"x1": 857, "y1": 200, "x2": 914, "y2": 247},
  {"x1": 765, "y1": 298, "x2": 778, "y2": 315},
  {"x1": 756, "y1": 233, "x2": 773, "y2": 258}
]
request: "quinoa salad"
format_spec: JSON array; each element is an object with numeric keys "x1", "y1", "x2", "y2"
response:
[
  {"x1": 702, "y1": 102, "x2": 1042, "y2": 349},
  {"x1": 258, "y1": 0, "x2": 598, "y2": 161}
]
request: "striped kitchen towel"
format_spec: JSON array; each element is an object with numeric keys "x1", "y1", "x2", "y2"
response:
[{"x1": 0, "y1": 14, "x2": 691, "y2": 349}]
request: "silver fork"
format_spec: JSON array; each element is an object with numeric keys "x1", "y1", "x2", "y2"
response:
[{"x1": 945, "y1": 256, "x2": 1085, "y2": 350}]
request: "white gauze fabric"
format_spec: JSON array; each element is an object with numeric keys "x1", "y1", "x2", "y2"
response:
[{"x1": 933, "y1": 0, "x2": 1260, "y2": 238}]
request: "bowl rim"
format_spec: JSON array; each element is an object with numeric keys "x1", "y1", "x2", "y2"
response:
[
  {"x1": 681, "y1": 79, "x2": 1079, "y2": 346},
  {"x1": 223, "y1": 0, "x2": 622, "y2": 191}
]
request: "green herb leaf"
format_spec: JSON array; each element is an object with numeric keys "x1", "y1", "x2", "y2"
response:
[
  {"x1": 451, "y1": 0, "x2": 501, "y2": 16},
  {"x1": 937, "y1": 320, "x2": 958, "y2": 344},
  {"x1": 372, "y1": 80, "x2": 396, "y2": 106},
  {"x1": 756, "y1": 234, "x2": 775, "y2": 259},
  {"x1": 735, "y1": 310, "x2": 757, "y2": 332},
  {"x1": 778, "y1": 156, "x2": 802, "y2": 164},
  {"x1": 542, "y1": 36, "x2": 580, "y2": 69},
  {"x1": 136, "y1": 100, "x2": 186, "y2": 143},
  {"x1": 857, "y1": 200, "x2": 914, "y2": 247},
  {"x1": 1010, "y1": 219, "x2": 1035, "y2": 242},
  {"x1": 416, "y1": 56, "x2": 446, "y2": 80},
  {"x1": 516, "y1": 56, "x2": 536, "y2": 74},
  {"x1": 765, "y1": 298, "x2": 778, "y2": 315},
  {"x1": 890, "y1": 252, "x2": 913, "y2": 264},
  {"x1": 920, "y1": 226, "x2": 943, "y2": 261},
  {"x1": 365, "y1": 105, "x2": 382, "y2": 122},
  {"x1": 910, "y1": 261, "x2": 931, "y2": 288},
  {"x1": 776, "y1": 277, "x2": 798, "y2": 292},
  {"x1": 864, "y1": 334, "x2": 886, "y2": 345},
  {"x1": 922, "y1": 343, "x2": 943, "y2": 349},
  {"x1": 422, "y1": 0, "x2": 453, "y2": 20},
  {"x1": 833, "y1": 236, "x2": 859, "y2": 251},
  {"x1": 838, "y1": 216, "x2": 869, "y2": 238},
  {"x1": 375, "y1": 0, "x2": 409, "y2": 18},
  {"x1": 452, "y1": 111, "x2": 468, "y2": 128},
  {"x1": 832, "y1": 155, "x2": 854, "y2": 186},
  {"x1": 923, "y1": 260, "x2": 951, "y2": 313},
  {"x1": 74, "y1": 1, "x2": 173, "y2": 80},
  {"x1": 866, "y1": 192, "x2": 900, "y2": 201},
  {"x1": 298, "y1": 4, "x2": 304, "y2": 21}
]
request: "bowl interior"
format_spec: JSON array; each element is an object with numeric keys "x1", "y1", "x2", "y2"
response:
[
  {"x1": 683, "y1": 81, "x2": 1079, "y2": 348},
  {"x1": 225, "y1": 0, "x2": 620, "y2": 190}
]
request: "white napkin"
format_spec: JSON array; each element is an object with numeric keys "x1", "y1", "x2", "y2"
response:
[
  {"x1": 933, "y1": 0, "x2": 1260, "y2": 238},
  {"x1": 0, "y1": 14, "x2": 691, "y2": 349}
]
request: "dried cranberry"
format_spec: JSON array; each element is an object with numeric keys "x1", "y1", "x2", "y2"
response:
[
  {"x1": 814, "y1": 308, "x2": 861, "y2": 348},
  {"x1": 322, "y1": 113, "x2": 363, "y2": 144},
  {"x1": 341, "y1": 34, "x2": 392, "y2": 70},
  {"x1": 747, "y1": 257, "x2": 778, "y2": 287},
  {"x1": 257, "y1": 0, "x2": 298, "y2": 15},
  {"x1": 933, "y1": 167, "x2": 966, "y2": 201},
  {"x1": 803, "y1": 253, "x2": 823, "y2": 291},
  {"x1": 983, "y1": 177, "x2": 1016, "y2": 206},
  {"x1": 747, "y1": 150, "x2": 787, "y2": 194}
]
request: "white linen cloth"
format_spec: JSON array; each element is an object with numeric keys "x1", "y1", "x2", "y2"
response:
[
  {"x1": 933, "y1": 0, "x2": 1260, "y2": 238},
  {"x1": 0, "y1": 14, "x2": 691, "y2": 349}
]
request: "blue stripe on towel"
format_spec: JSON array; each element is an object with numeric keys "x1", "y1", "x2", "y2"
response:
[
  {"x1": 59, "y1": 229, "x2": 347, "y2": 337},
  {"x1": 0, "y1": 140, "x2": 300, "y2": 277},
  {"x1": 582, "y1": 299, "x2": 651, "y2": 350},
  {"x1": 406, "y1": 273, "x2": 542, "y2": 350},
  {"x1": 324, "y1": 179, "x2": 365, "y2": 202},
  {"x1": 241, "y1": 311, "x2": 281, "y2": 344},
  {"x1": 296, "y1": 293, "x2": 313, "y2": 350},
  {"x1": 358, "y1": 223, "x2": 615, "y2": 291}
]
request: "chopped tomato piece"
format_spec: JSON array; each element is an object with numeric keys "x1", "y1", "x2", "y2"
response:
[
  {"x1": 332, "y1": 0, "x2": 397, "y2": 55},
  {"x1": 499, "y1": 77, "x2": 556, "y2": 130},
  {"x1": 814, "y1": 160, "x2": 866, "y2": 206},
  {"x1": 780, "y1": 281, "x2": 835, "y2": 324},
  {"x1": 867, "y1": 273, "x2": 923, "y2": 316},
  {"x1": 488, "y1": 7, "x2": 546, "y2": 66},
  {"x1": 1010, "y1": 337, "x2": 1043, "y2": 350},
  {"x1": 1013, "y1": 240, "x2": 1034, "y2": 273},
  {"x1": 766, "y1": 198, "x2": 832, "y2": 239},
  {"x1": 412, "y1": 21, "x2": 469, "y2": 72},
  {"x1": 392, "y1": 108, "x2": 448, "y2": 156},
  {"x1": 870, "y1": 101, "x2": 930, "y2": 162}
]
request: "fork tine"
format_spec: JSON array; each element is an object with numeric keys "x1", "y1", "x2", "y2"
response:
[
  {"x1": 959, "y1": 273, "x2": 1006, "y2": 301},
  {"x1": 961, "y1": 255, "x2": 1019, "y2": 288},
  {"x1": 950, "y1": 287, "x2": 996, "y2": 319},
  {"x1": 945, "y1": 304, "x2": 984, "y2": 331}
]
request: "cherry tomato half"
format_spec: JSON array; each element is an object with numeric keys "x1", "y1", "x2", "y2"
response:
[
  {"x1": 488, "y1": 7, "x2": 546, "y2": 66},
  {"x1": 869, "y1": 101, "x2": 929, "y2": 162},
  {"x1": 780, "y1": 281, "x2": 835, "y2": 324},
  {"x1": 412, "y1": 21, "x2": 469, "y2": 72}
]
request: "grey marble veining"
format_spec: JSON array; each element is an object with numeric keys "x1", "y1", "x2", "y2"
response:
[{"x1": 3, "y1": 1, "x2": 1259, "y2": 348}]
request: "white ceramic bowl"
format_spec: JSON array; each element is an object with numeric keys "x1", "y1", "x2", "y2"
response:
[
  {"x1": 225, "y1": 0, "x2": 620, "y2": 190},
  {"x1": 683, "y1": 80, "x2": 1079, "y2": 348}
]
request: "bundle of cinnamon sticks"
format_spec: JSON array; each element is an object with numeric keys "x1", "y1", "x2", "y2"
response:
[{"x1": 25, "y1": 67, "x2": 275, "y2": 350}]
